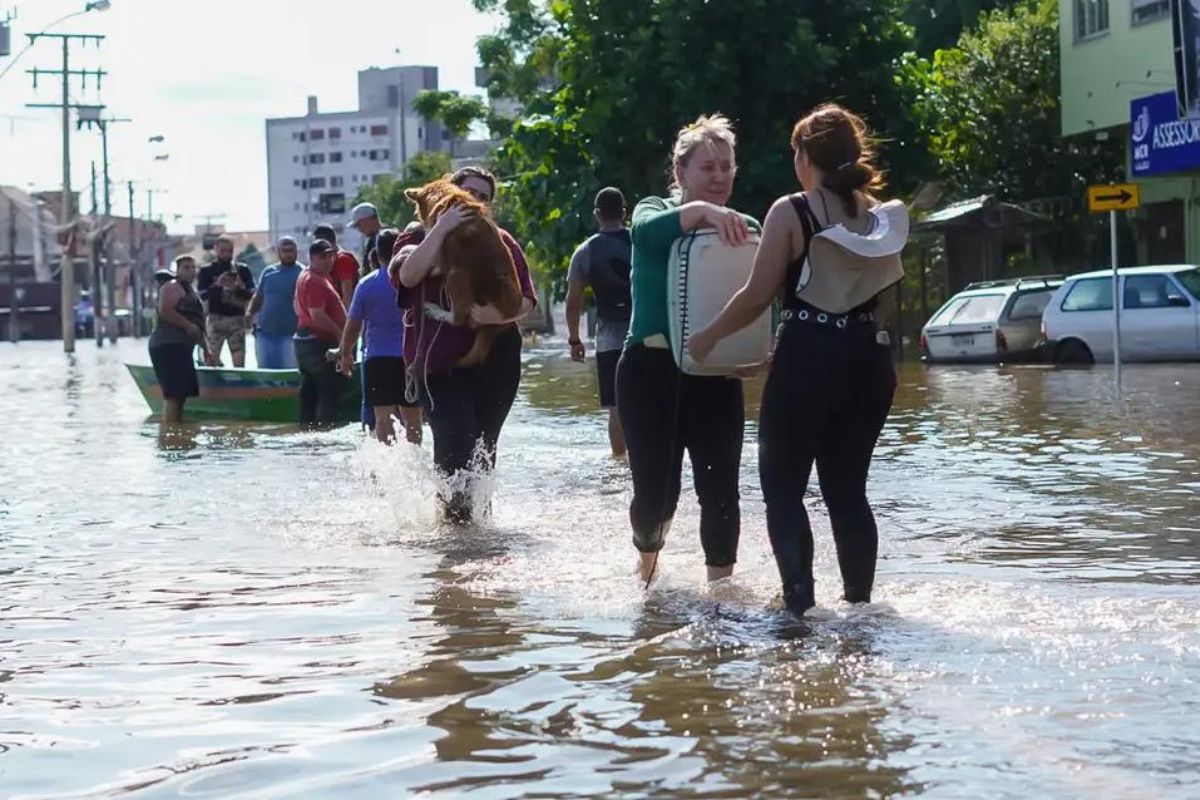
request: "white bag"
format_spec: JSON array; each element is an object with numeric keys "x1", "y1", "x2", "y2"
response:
[{"x1": 668, "y1": 230, "x2": 771, "y2": 376}]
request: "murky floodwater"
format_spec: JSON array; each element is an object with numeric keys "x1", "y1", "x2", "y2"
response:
[{"x1": 1, "y1": 338, "x2": 1198, "y2": 798}]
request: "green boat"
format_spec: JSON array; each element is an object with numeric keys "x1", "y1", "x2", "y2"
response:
[{"x1": 125, "y1": 362, "x2": 362, "y2": 423}]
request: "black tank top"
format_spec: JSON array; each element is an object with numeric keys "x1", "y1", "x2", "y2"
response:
[{"x1": 783, "y1": 193, "x2": 877, "y2": 314}]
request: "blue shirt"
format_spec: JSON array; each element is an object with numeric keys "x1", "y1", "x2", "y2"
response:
[
  {"x1": 348, "y1": 268, "x2": 405, "y2": 359},
  {"x1": 256, "y1": 262, "x2": 302, "y2": 337}
]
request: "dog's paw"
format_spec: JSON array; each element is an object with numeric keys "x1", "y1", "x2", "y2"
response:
[{"x1": 423, "y1": 303, "x2": 455, "y2": 323}]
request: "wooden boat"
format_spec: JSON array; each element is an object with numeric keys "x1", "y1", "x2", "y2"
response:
[{"x1": 125, "y1": 362, "x2": 362, "y2": 422}]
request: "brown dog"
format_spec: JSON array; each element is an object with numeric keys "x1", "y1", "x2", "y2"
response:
[{"x1": 403, "y1": 179, "x2": 524, "y2": 367}]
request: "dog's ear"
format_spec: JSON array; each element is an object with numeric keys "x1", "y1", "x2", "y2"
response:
[{"x1": 403, "y1": 187, "x2": 421, "y2": 202}]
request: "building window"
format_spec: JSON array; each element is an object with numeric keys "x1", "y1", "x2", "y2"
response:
[
  {"x1": 307, "y1": 153, "x2": 326, "y2": 165},
  {"x1": 368, "y1": 149, "x2": 390, "y2": 161},
  {"x1": 330, "y1": 151, "x2": 343, "y2": 163},
  {"x1": 310, "y1": 129, "x2": 325, "y2": 141},
  {"x1": 319, "y1": 193, "x2": 346, "y2": 214},
  {"x1": 298, "y1": 131, "x2": 307, "y2": 142},
  {"x1": 373, "y1": 174, "x2": 388, "y2": 184},
  {"x1": 1076, "y1": 0, "x2": 1109, "y2": 39},
  {"x1": 329, "y1": 127, "x2": 341, "y2": 139},
  {"x1": 293, "y1": 155, "x2": 299, "y2": 163},
  {"x1": 370, "y1": 124, "x2": 388, "y2": 136},
  {"x1": 331, "y1": 176, "x2": 344, "y2": 187},
  {"x1": 1131, "y1": 0, "x2": 1168, "y2": 24},
  {"x1": 293, "y1": 179, "x2": 301, "y2": 187},
  {"x1": 309, "y1": 177, "x2": 327, "y2": 189}
]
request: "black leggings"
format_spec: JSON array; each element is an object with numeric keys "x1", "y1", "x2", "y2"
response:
[
  {"x1": 294, "y1": 337, "x2": 344, "y2": 425},
  {"x1": 616, "y1": 345, "x2": 744, "y2": 567},
  {"x1": 422, "y1": 325, "x2": 522, "y2": 523},
  {"x1": 758, "y1": 320, "x2": 895, "y2": 614}
]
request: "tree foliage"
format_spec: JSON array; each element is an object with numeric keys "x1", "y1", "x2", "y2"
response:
[
  {"x1": 413, "y1": 90, "x2": 490, "y2": 153},
  {"x1": 473, "y1": 0, "x2": 924, "y2": 299},
  {"x1": 914, "y1": 0, "x2": 1123, "y2": 202},
  {"x1": 353, "y1": 150, "x2": 454, "y2": 227}
]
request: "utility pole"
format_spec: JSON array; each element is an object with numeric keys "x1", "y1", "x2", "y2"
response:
[
  {"x1": 25, "y1": 31, "x2": 106, "y2": 353},
  {"x1": 7, "y1": 192, "x2": 17, "y2": 343},
  {"x1": 90, "y1": 161, "x2": 104, "y2": 347}
]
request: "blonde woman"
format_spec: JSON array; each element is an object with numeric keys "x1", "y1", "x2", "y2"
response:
[{"x1": 616, "y1": 114, "x2": 761, "y2": 583}]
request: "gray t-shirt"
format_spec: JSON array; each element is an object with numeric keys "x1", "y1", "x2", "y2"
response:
[{"x1": 567, "y1": 232, "x2": 631, "y2": 353}]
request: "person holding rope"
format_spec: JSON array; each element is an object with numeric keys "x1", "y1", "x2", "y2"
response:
[
  {"x1": 391, "y1": 167, "x2": 538, "y2": 524},
  {"x1": 617, "y1": 114, "x2": 761, "y2": 584},
  {"x1": 687, "y1": 104, "x2": 904, "y2": 617}
]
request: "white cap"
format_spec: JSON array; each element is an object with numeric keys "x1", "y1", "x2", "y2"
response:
[{"x1": 345, "y1": 202, "x2": 379, "y2": 229}]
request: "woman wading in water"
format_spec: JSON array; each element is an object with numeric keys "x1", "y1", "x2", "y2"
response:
[
  {"x1": 688, "y1": 104, "x2": 904, "y2": 616},
  {"x1": 148, "y1": 255, "x2": 216, "y2": 423},
  {"x1": 617, "y1": 114, "x2": 761, "y2": 583}
]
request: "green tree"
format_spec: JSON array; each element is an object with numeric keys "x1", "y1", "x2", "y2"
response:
[
  {"x1": 473, "y1": 0, "x2": 926, "y2": 299},
  {"x1": 412, "y1": 89, "x2": 490, "y2": 157},
  {"x1": 353, "y1": 150, "x2": 454, "y2": 226},
  {"x1": 916, "y1": 0, "x2": 1123, "y2": 203}
]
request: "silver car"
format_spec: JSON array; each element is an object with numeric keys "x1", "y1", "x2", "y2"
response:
[
  {"x1": 1040, "y1": 265, "x2": 1200, "y2": 363},
  {"x1": 921, "y1": 276, "x2": 1063, "y2": 363}
]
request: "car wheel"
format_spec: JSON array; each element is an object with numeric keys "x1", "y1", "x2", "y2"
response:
[{"x1": 1056, "y1": 339, "x2": 1093, "y2": 365}]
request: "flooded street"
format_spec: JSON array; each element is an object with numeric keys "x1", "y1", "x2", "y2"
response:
[{"x1": 1, "y1": 338, "x2": 1198, "y2": 798}]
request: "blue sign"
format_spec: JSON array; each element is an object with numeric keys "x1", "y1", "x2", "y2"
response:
[{"x1": 1131, "y1": 91, "x2": 1200, "y2": 177}]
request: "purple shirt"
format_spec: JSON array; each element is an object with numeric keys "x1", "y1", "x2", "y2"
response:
[
  {"x1": 397, "y1": 229, "x2": 538, "y2": 374},
  {"x1": 348, "y1": 268, "x2": 405, "y2": 359}
]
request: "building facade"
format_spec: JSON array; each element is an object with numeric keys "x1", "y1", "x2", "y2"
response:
[
  {"x1": 1060, "y1": 0, "x2": 1197, "y2": 264},
  {"x1": 265, "y1": 66, "x2": 448, "y2": 255}
]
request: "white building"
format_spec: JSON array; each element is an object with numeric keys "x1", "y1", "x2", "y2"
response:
[{"x1": 265, "y1": 66, "x2": 449, "y2": 256}]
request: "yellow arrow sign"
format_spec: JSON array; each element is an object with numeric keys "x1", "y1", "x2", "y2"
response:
[{"x1": 1088, "y1": 183, "x2": 1140, "y2": 213}]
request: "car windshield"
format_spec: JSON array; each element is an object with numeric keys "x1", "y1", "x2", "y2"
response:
[
  {"x1": 944, "y1": 294, "x2": 1006, "y2": 325},
  {"x1": 1175, "y1": 269, "x2": 1200, "y2": 300},
  {"x1": 928, "y1": 297, "x2": 968, "y2": 325},
  {"x1": 1007, "y1": 289, "x2": 1055, "y2": 321}
]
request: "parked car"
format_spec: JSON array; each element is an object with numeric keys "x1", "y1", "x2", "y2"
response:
[
  {"x1": 1040, "y1": 265, "x2": 1200, "y2": 363},
  {"x1": 920, "y1": 276, "x2": 1063, "y2": 363}
]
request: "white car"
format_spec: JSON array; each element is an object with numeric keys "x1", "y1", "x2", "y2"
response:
[
  {"x1": 1040, "y1": 265, "x2": 1200, "y2": 363},
  {"x1": 920, "y1": 276, "x2": 1062, "y2": 363}
]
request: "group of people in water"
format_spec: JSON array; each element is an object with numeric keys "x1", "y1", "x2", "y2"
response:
[{"x1": 148, "y1": 102, "x2": 903, "y2": 618}]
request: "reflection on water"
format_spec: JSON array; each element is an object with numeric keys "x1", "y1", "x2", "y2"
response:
[{"x1": 0, "y1": 340, "x2": 1198, "y2": 798}]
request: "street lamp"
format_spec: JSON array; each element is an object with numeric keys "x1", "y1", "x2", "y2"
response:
[{"x1": 0, "y1": 1, "x2": 113, "y2": 83}]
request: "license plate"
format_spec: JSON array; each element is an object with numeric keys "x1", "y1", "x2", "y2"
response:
[{"x1": 951, "y1": 334, "x2": 975, "y2": 346}]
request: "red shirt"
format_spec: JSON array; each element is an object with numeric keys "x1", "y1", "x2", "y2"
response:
[
  {"x1": 294, "y1": 268, "x2": 347, "y2": 341},
  {"x1": 330, "y1": 250, "x2": 359, "y2": 290}
]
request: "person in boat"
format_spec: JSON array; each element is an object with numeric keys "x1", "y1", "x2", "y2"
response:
[
  {"x1": 339, "y1": 228, "x2": 423, "y2": 445},
  {"x1": 391, "y1": 166, "x2": 538, "y2": 525},
  {"x1": 565, "y1": 186, "x2": 632, "y2": 458},
  {"x1": 245, "y1": 236, "x2": 302, "y2": 369},
  {"x1": 617, "y1": 114, "x2": 761, "y2": 583},
  {"x1": 686, "y1": 104, "x2": 901, "y2": 617},
  {"x1": 196, "y1": 235, "x2": 254, "y2": 368},
  {"x1": 149, "y1": 255, "x2": 217, "y2": 423},
  {"x1": 293, "y1": 239, "x2": 348, "y2": 425}
]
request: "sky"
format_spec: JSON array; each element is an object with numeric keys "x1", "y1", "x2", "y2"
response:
[{"x1": 0, "y1": 0, "x2": 501, "y2": 233}]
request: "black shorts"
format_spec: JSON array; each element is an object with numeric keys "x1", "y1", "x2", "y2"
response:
[
  {"x1": 363, "y1": 356, "x2": 419, "y2": 408},
  {"x1": 596, "y1": 349, "x2": 620, "y2": 409},
  {"x1": 149, "y1": 343, "x2": 199, "y2": 400}
]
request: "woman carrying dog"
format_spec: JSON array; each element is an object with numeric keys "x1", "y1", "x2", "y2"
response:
[
  {"x1": 393, "y1": 166, "x2": 537, "y2": 524},
  {"x1": 617, "y1": 114, "x2": 761, "y2": 583},
  {"x1": 687, "y1": 104, "x2": 904, "y2": 617}
]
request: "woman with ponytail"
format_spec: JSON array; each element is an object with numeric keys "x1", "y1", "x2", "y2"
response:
[{"x1": 687, "y1": 104, "x2": 905, "y2": 617}]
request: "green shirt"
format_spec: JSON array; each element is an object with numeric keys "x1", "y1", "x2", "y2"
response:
[{"x1": 626, "y1": 196, "x2": 762, "y2": 346}]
